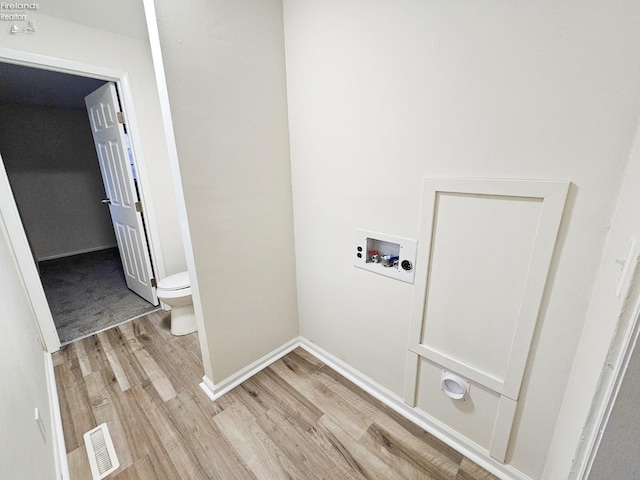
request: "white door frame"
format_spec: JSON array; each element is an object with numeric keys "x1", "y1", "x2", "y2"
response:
[
  {"x1": 0, "y1": 47, "x2": 166, "y2": 353},
  {"x1": 574, "y1": 293, "x2": 640, "y2": 479}
]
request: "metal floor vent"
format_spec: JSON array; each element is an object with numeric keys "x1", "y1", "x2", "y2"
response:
[{"x1": 83, "y1": 423, "x2": 120, "y2": 479}]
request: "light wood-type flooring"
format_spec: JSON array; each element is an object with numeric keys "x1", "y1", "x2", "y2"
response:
[{"x1": 53, "y1": 311, "x2": 499, "y2": 480}]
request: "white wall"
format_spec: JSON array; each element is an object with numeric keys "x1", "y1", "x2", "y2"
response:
[
  {"x1": 0, "y1": 102, "x2": 116, "y2": 260},
  {"x1": 544, "y1": 125, "x2": 640, "y2": 478},
  {"x1": 0, "y1": 10, "x2": 186, "y2": 275},
  {"x1": 283, "y1": 1, "x2": 640, "y2": 477},
  {"x1": 154, "y1": 0, "x2": 298, "y2": 382},
  {"x1": 0, "y1": 213, "x2": 58, "y2": 478}
]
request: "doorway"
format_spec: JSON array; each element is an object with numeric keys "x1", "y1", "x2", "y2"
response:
[{"x1": 0, "y1": 61, "x2": 159, "y2": 345}]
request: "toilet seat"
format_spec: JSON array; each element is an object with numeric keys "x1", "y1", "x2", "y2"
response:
[{"x1": 157, "y1": 271, "x2": 190, "y2": 291}]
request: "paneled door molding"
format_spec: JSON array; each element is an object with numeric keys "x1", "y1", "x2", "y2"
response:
[{"x1": 404, "y1": 177, "x2": 569, "y2": 462}]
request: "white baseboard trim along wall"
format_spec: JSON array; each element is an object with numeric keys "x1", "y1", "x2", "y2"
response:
[
  {"x1": 199, "y1": 337, "x2": 300, "y2": 401},
  {"x1": 37, "y1": 244, "x2": 119, "y2": 263},
  {"x1": 46, "y1": 351, "x2": 70, "y2": 480},
  {"x1": 199, "y1": 336, "x2": 533, "y2": 480}
]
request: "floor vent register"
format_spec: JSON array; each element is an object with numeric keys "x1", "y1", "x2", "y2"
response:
[{"x1": 83, "y1": 423, "x2": 120, "y2": 479}]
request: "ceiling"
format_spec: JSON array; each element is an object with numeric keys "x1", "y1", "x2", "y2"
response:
[
  {"x1": 0, "y1": 0, "x2": 148, "y2": 109},
  {"x1": 38, "y1": 0, "x2": 148, "y2": 40}
]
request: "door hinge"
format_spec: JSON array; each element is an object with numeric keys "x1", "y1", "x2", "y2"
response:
[
  {"x1": 151, "y1": 278, "x2": 157, "y2": 288},
  {"x1": 117, "y1": 111, "x2": 125, "y2": 124},
  {"x1": 135, "y1": 201, "x2": 143, "y2": 212}
]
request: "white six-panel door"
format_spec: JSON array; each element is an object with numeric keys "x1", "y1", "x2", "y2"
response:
[{"x1": 85, "y1": 83, "x2": 158, "y2": 305}]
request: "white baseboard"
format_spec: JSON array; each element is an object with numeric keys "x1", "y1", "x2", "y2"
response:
[
  {"x1": 200, "y1": 336, "x2": 301, "y2": 401},
  {"x1": 37, "y1": 244, "x2": 118, "y2": 262},
  {"x1": 200, "y1": 336, "x2": 532, "y2": 480},
  {"x1": 45, "y1": 351, "x2": 70, "y2": 480},
  {"x1": 298, "y1": 338, "x2": 531, "y2": 480},
  {"x1": 199, "y1": 379, "x2": 216, "y2": 401}
]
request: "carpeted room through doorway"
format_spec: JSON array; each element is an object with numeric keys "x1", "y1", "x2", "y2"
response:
[{"x1": 39, "y1": 247, "x2": 159, "y2": 344}]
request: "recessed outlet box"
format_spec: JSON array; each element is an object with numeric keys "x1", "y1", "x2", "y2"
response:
[{"x1": 354, "y1": 229, "x2": 417, "y2": 283}]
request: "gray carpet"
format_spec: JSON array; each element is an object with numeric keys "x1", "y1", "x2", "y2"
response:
[{"x1": 39, "y1": 247, "x2": 159, "y2": 345}]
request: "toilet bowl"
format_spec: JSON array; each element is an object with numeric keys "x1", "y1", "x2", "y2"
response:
[{"x1": 156, "y1": 271, "x2": 197, "y2": 336}]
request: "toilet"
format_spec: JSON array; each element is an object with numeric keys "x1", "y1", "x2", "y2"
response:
[{"x1": 156, "y1": 271, "x2": 197, "y2": 336}]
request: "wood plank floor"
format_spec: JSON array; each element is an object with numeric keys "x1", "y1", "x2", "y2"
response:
[{"x1": 53, "y1": 311, "x2": 499, "y2": 480}]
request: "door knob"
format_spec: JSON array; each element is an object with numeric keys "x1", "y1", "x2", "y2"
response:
[{"x1": 101, "y1": 199, "x2": 111, "y2": 204}]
